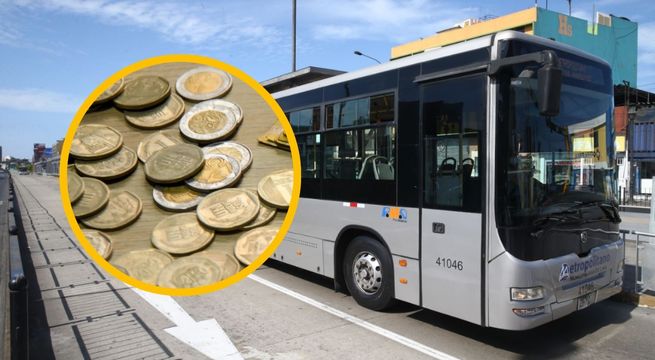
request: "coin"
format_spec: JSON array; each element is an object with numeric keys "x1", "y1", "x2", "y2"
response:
[
  {"x1": 196, "y1": 250, "x2": 241, "y2": 280},
  {"x1": 124, "y1": 93, "x2": 185, "y2": 129},
  {"x1": 136, "y1": 129, "x2": 185, "y2": 163},
  {"x1": 179, "y1": 101, "x2": 238, "y2": 142},
  {"x1": 152, "y1": 185, "x2": 203, "y2": 211},
  {"x1": 157, "y1": 256, "x2": 223, "y2": 288},
  {"x1": 196, "y1": 188, "x2": 259, "y2": 230},
  {"x1": 257, "y1": 169, "x2": 293, "y2": 209},
  {"x1": 176, "y1": 67, "x2": 232, "y2": 101},
  {"x1": 203, "y1": 141, "x2": 252, "y2": 172},
  {"x1": 72, "y1": 177, "x2": 110, "y2": 218},
  {"x1": 67, "y1": 166, "x2": 85, "y2": 203},
  {"x1": 151, "y1": 213, "x2": 214, "y2": 254},
  {"x1": 74, "y1": 146, "x2": 138, "y2": 180},
  {"x1": 112, "y1": 249, "x2": 174, "y2": 285},
  {"x1": 82, "y1": 230, "x2": 113, "y2": 259},
  {"x1": 234, "y1": 226, "x2": 279, "y2": 265},
  {"x1": 94, "y1": 78, "x2": 125, "y2": 105},
  {"x1": 185, "y1": 153, "x2": 240, "y2": 192},
  {"x1": 113, "y1": 264, "x2": 129, "y2": 275},
  {"x1": 144, "y1": 143, "x2": 205, "y2": 184},
  {"x1": 81, "y1": 191, "x2": 142, "y2": 230},
  {"x1": 113, "y1": 75, "x2": 171, "y2": 110},
  {"x1": 70, "y1": 124, "x2": 123, "y2": 159},
  {"x1": 241, "y1": 189, "x2": 276, "y2": 230}
]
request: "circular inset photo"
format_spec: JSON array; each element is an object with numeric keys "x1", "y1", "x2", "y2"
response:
[{"x1": 59, "y1": 55, "x2": 300, "y2": 296}]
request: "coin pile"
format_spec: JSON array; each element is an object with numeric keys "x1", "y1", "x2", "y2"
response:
[
  {"x1": 68, "y1": 65, "x2": 294, "y2": 289},
  {"x1": 258, "y1": 122, "x2": 290, "y2": 150}
]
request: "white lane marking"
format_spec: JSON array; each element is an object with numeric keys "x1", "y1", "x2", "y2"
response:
[
  {"x1": 248, "y1": 274, "x2": 460, "y2": 360},
  {"x1": 132, "y1": 288, "x2": 243, "y2": 360}
]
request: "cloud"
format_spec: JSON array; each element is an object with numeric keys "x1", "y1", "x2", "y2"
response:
[
  {"x1": 304, "y1": 0, "x2": 479, "y2": 42},
  {"x1": 0, "y1": 88, "x2": 82, "y2": 113},
  {"x1": 8, "y1": 0, "x2": 283, "y2": 50}
]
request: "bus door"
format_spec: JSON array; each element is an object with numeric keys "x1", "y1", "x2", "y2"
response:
[{"x1": 420, "y1": 73, "x2": 486, "y2": 325}]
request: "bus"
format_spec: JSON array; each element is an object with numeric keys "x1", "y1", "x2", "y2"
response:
[{"x1": 271, "y1": 31, "x2": 623, "y2": 330}]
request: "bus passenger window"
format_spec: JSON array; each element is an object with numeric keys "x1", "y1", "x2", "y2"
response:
[{"x1": 323, "y1": 126, "x2": 395, "y2": 181}]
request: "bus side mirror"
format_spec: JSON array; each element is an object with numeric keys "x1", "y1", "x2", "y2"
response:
[{"x1": 537, "y1": 63, "x2": 562, "y2": 117}]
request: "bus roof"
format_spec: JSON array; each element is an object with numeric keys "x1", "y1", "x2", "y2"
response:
[{"x1": 272, "y1": 30, "x2": 609, "y2": 99}]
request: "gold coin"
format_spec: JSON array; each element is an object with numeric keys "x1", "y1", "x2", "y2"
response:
[
  {"x1": 196, "y1": 188, "x2": 259, "y2": 231},
  {"x1": 72, "y1": 177, "x2": 110, "y2": 218},
  {"x1": 124, "y1": 93, "x2": 185, "y2": 129},
  {"x1": 185, "y1": 153, "x2": 240, "y2": 192},
  {"x1": 67, "y1": 165, "x2": 84, "y2": 203},
  {"x1": 113, "y1": 75, "x2": 171, "y2": 110},
  {"x1": 74, "y1": 146, "x2": 138, "y2": 180},
  {"x1": 94, "y1": 78, "x2": 124, "y2": 105},
  {"x1": 151, "y1": 212, "x2": 214, "y2": 254},
  {"x1": 241, "y1": 189, "x2": 276, "y2": 230},
  {"x1": 81, "y1": 191, "x2": 142, "y2": 230},
  {"x1": 234, "y1": 226, "x2": 279, "y2": 265},
  {"x1": 152, "y1": 185, "x2": 203, "y2": 211},
  {"x1": 203, "y1": 141, "x2": 252, "y2": 172},
  {"x1": 196, "y1": 250, "x2": 241, "y2": 280},
  {"x1": 157, "y1": 256, "x2": 223, "y2": 288},
  {"x1": 136, "y1": 129, "x2": 185, "y2": 163},
  {"x1": 70, "y1": 124, "x2": 123, "y2": 159},
  {"x1": 257, "y1": 169, "x2": 293, "y2": 209},
  {"x1": 176, "y1": 67, "x2": 232, "y2": 101},
  {"x1": 179, "y1": 101, "x2": 238, "y2": 142},
  {"x1": 112, "y1": 249, "x2": 174, "y2": 285},
  {"x1": 81, "y1": 230, "x2": 113, "y2": 259},
  {"x1": 144, "y1": 143, "x2": 205, "y2": 184}
]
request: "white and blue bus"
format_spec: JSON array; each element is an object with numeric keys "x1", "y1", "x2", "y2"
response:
[{"x1": 271, "y1": 31, "x2": 623, "y2": 330}]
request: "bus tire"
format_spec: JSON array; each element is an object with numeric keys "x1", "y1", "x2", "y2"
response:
[{"x1": 343, "y1": 235, "x2": 395, "y2": 311}]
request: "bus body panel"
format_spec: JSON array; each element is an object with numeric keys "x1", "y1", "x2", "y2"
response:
[
  {"x1": 421, "y1": 209, "x2": 482, "y2": 325},
  {"x1": 392, "y1": 255, "x2": 421, "y2": 305},
  {"x1": 273, "y1": 232, "x2": 325, "y2": 275},
  {"x1": 487, "y1": 238, "x2": 624, "y2": 330},
  {"x1": 288, "y1": 198, "x2": 421, "y2": 260}
]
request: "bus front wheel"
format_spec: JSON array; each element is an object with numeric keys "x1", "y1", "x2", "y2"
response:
[{"x1": 343, "y1": 236, "x2": 395, "y2": 311}]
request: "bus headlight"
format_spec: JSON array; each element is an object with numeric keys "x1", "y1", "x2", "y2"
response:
[{"x1": 510, "y1": 286, "x2": 544, "y2": 301}]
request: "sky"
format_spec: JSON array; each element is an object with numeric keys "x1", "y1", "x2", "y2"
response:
[{"x1": 1, "y1": 0, "x2": 653, "y2": 159}]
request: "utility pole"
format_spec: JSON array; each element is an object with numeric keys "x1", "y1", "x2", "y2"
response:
[{"x1": 292, "y1": 0, "x2": 297, "y2": 72}]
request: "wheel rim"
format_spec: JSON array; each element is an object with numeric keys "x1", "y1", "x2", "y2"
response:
[{"x1": 351, "y1": 251, "x2": 382, "y2": 294}]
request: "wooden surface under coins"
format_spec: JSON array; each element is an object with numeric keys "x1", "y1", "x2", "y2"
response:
[{"x1": 76, "y1": 62, "x2": 292, "y2": 265}]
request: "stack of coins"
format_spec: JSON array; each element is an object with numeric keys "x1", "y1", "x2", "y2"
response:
[
  {"x1": 258, "y1": 122, "x2": 291, "y2": 150},
  {"x1": 67, "y1": 64, "x2": 294, "y2": 289}
]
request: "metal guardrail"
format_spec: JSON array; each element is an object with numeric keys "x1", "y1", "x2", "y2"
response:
[
  {"x1": 619, "y1": 190, "x2": 652, "y2": 208},
  {"x1": 621, "y1": 228, "x2": 655, "y2": 294},
  {"x1": 7, "y1": 178, "x2": 29, "y2": 360}
]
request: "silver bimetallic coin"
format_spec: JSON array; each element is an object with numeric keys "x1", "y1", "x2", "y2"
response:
[
  {"x1": 179, "y1": 100, "x2": 239, "y2": 142},
  {"x1": 203, "y1": 141, "x2": 252, "y2": 172},
  {"x1": 176, "y1": 66, "x2": 233, "y2": 101},
  {"x1": 185, "y1": 153, "x2": 241, "y2": 192}
]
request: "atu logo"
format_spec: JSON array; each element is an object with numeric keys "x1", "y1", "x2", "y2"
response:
[{"x1": 559, "y1": 263, "x2": 570, "y2": 282}]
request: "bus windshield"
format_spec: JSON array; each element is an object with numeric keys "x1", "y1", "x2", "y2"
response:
[{"x1": 496, "y1": 43, "x2": 619, "y2": 261}]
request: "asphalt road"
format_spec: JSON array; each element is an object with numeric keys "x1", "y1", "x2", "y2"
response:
[{"x1": 8, "y1": 173, "x2": 655, "y2": 360}]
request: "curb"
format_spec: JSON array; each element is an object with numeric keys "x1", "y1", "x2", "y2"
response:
[{"x1": 613, "y1": 291, "x2": 655, "y2": 308}]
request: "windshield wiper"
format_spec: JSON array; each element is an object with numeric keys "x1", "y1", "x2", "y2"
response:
[
  {"x1": 569, "y1": 200, "x2": 621, "y2": 223},
  {"x1": 533, "y1": 209, "x2": 583, "y2": 227}
]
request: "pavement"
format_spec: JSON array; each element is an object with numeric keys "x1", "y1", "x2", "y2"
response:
[{"x1": 3, "y1": 173, "x2": 655, "y2": 360}]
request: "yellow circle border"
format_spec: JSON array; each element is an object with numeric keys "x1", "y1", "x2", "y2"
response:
[{"x1": 59, "y1": 54, "x2": 301, "y2": 296}]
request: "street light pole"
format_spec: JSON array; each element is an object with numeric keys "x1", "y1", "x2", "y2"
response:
[
  {"x1": 353, "y1": 50, "x2": 381, "y2": 64},
  {"x1": 292, "y1": 0, "x2": 297, "y2": 72}
]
